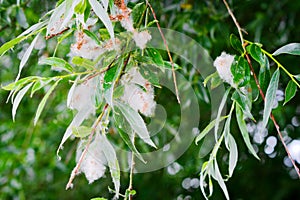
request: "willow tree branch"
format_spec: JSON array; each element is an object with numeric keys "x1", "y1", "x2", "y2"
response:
[
  {"x1": 223, "y1": 0, "x2": 300, "y2": 178},
  {"x1": 146, "y1": 1, "x2": 180, "y2": 104},
  {"x1": 66, "y1": 103, "x2": 109, "y2": 189}
]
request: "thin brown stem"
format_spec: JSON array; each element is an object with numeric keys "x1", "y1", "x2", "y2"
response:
[
  {"x1": 66, "y1": 103, "x2": 109, "y2": 190},
  {"x1": 45, "y1": 27, "x2": 70, "y2": 40},
  {"x1": 146, "y1": 1, "x2": 180, "y2": 104},
  {"x1": 223, "y1": 0, "x2": 300, "y2": 178}
]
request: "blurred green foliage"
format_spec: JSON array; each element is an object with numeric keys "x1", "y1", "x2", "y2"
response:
[{"x1": 1, "y1": 0, "x2": 300, "y2": 199}]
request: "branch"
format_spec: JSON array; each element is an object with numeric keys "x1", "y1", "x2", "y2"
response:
[
  {"x1": 66, "y1": 103, "x2": 109, "y2": 190},
  {"x1": 146, "y1": 1, "x2": 180, "y2": 104},
  {"x1": 45, "y1": 27, "x2": 70, "y2": 40},
  {"x1": 223, "y1": 0, "x2": 300, "y2": 178}
]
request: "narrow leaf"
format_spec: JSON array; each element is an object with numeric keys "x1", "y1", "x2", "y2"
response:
[
  {"x1": 72, "y1": 56, "x2": 95, "y2": 70},
  {"x1": 195, "y1": 116, "x2": 227, "y2": 144},
  {"x1": 273, "y1": 43, "x2": 300, "y2": 56},
  {"x1": 224, "y1": 107, "x2": 238, "y2": 178},
  {"x1": 214, "y1": 89, "x2": 230, "y2": 141},
  {"x1": 0, "y1": 36, "x2": 26, "y2": 56},
  {"x1": 83, "y1": 29, "x2": 101, "y2": 45},
  {"x1": 57, "y1": 107, "x2": 93, "y2": 159},
  {"x1": 262, "y1": 68, "x2": 280, "y2": 129},
  {"x1": 146, "y1": 48, "x2": 164, "y2": 66},
  {"x1": 113, "y1": 111, "x2": 146, "y2": 163},
  {"x1": 30, "y1": 78, "x2": 54, "y2": 97},
  {"x1": 12, "y1": 83, "x2": 33, "y2": 121},
  {"x1": 89, "y1": 0, "x2": 114, "y2": 40},
  {"x1": 39, "y1": 57, "x2": 73, "y2": 72},
  {"x1": 34, "y1": 79, "x2": 61, "y2": 125},
  {"x1": 284, "y1": 80, "x2": 297, "y2": 105},
  {"x1": 225, "y1": 133, "x2": 238, "y2": 177},
  {"x1": 232, "y1": 90, "x2": 254, "y2": 120},
  {"x1": 115, "y1": 101, "x2": 156, "y2": 148},
  {"x1": 72, "y1": 126, "x2": 93, "y2": 138},
  {"x1": 46, "y1": 1, "x2": 65, "y2": 35},
  {"x1": 16, "y1": 33, "x2": 40, "y2": 81},
  {"x1": 230, "y1": 34, "x2": 243, "y2": 53},
  {"x1": 100, "y1": 134, "x2": 120, "y2": 199},
  {"x1": 212, "y1": 161, "x2": 230, "y2": 200},
  {"x1": 236, "y1": 105, "x2": 259, "y2": 159}
]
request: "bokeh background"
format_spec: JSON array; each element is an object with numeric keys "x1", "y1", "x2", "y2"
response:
[{"x1": 1, "y1": 0, "x2": 300, "y2": 199}]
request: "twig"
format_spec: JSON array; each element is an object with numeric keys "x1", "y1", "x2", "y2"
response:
[
  {"x1": 223, "y1": 0, "x2": 300, "y2": 178},
  {"x1": 45, "y1": 27, "x2": 70, "y2": 40},
  {"x1": 66, "y1": 103, "x2": 109, "y2": 190},
  {"x1": 146, "y1": 1, "x2": 180, "y2": 104},
  {"x1": 128, "y1": 135, "x2": 136, "y2": 200}
]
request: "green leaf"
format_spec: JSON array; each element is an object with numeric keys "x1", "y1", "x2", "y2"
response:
[
  {"x1": 231, "y1": 56, "x2": 250, "y2": 87},
  {"x1": 146, "y1": 48, "x2": 164, "y2": 66},
  {"x1": 131, "y1": 2, "x2": 146, "y2": 26},
  {"x1": 284, "y1": 80, "x2": 297, "y2": 105},
  {"x1": 12, "y1": 83, "x2": 33, "y2": 121},
  {"x1": 34, "y1": 79, "x2": 61, "y2": 125},
  {"x1": 139, "y1": 65, "x2": 160, "y2": 88},
  {"x1": 90, "y1": 198, "x2": 107, "y2": 200},
  {"x1": 162, "y1": 61, "x2": 181, "y2": 70},
  {"x1": 0, "y1": 36, "x2": 26, "y2": 56},
  {"x1": 30, "y1": 78, "x2": 54, "y2": 97},
  {"x1": 114, "y1": 101, "x2": 157, "y2": 148},
  {"x1": 103, "y1": 66, "x2": 118, "y2": 90},
  {"x1": 1, "y1": 76, "x2": 38, "y2": 91},
  {"x1": 231, "y1": 90, "x2": 254, "y2": 120},
  {"x1": 39, "y1": 57, "x2": 74, "y2": 72},
  {"x1": 236, "y1": 105, "x2": 259, "y2": 160},
  {"x1": 272, "y1": 43, "x2": 300, "y2": 56},
  {"x1": 195, "y1": 116, "x2": 227, "y2": 144},
  {"x1": 72, "y1": 126, "x2": 92, "y2": 138},
  {"x1": 84, "y1": 0, "x2": 91, "y2": 22},
  {"x1": 210, "y1": 73, "x2": 222, "y2": 90},
  {"x1": 203, "y1": 72, "x2": 218, "y2": 87},
  {"x1": 72, "y1": 56, "x2": 95, "y2": 70},
  {"x1": 83, "y1": 29, "x2": 101, "y2": 45},
  {"x1": 113, "y1": 85, "x2": 124, "y2": 99},
  {"x1": 113, "y1": 110, "x2": 146, "y2": 163},
  {"x1": 262, "y1": 68, "x2": 280, "y2": 129},
  {"x1": 258, "y1": 55, "x2": 271, "y2": 94},
  {"x1": 147, "y1": 20, "x2": 158, "y2": 27},
  {"x1": 75, "y1": 0, "x2": 87, "y2": 14},
  {"x1": 230, "y1": 34, "x2": 243, "y2": 54},
  {"x1": 247, "y1": 44, "x2": 264, "y2": 64}
]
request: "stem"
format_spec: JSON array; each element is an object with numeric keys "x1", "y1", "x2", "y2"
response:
[
  {"x1": 223, "y1": 0, "x2": 300, "y2": 178},
  {"x1": 65, "y1": 103, "x2": 109, "y2": 189},
  {"x1": 128, "y1": 135, "x2": 135, "y2": 200},
  {"x1": 261, "y1": 49, "x2": 300, "y2": 88},
  {"x1": 146, "y1": 1, "x2": 180, "y2": 104},
  {"x1": 223, "y1": 0, "x2": 247, "y2": 53}
]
